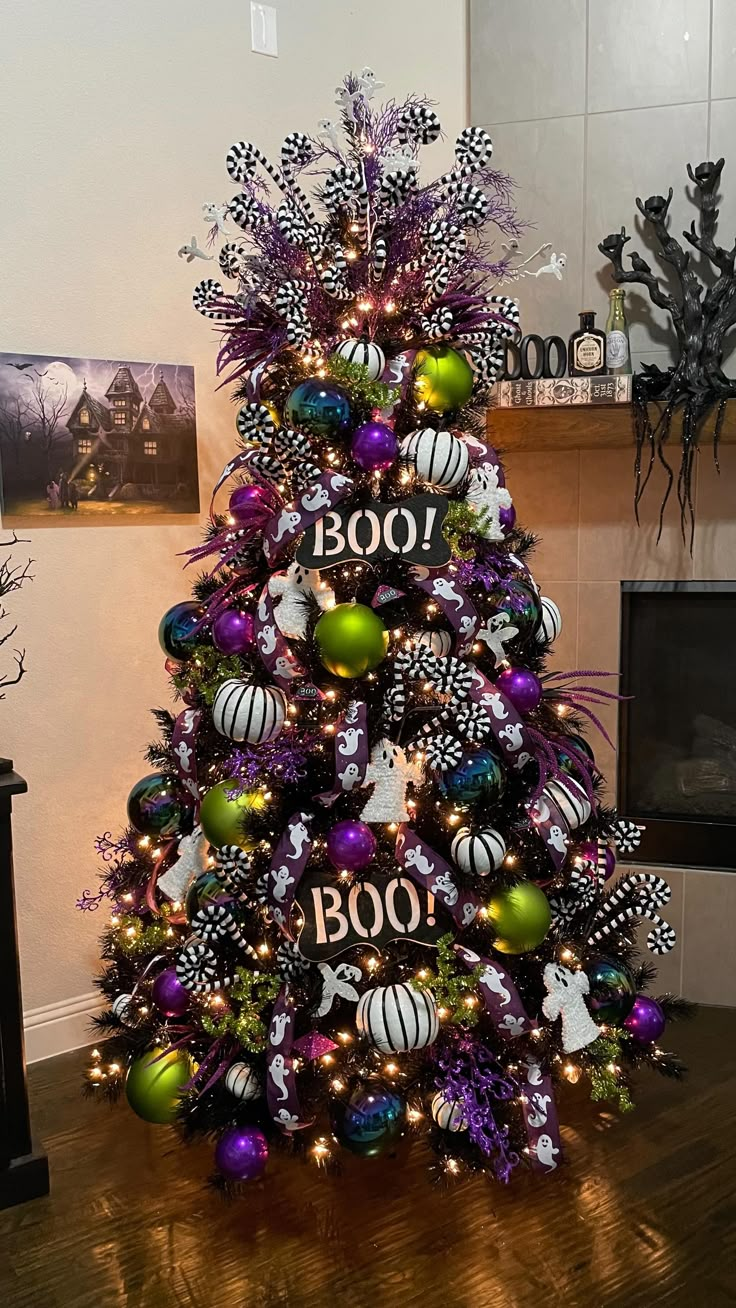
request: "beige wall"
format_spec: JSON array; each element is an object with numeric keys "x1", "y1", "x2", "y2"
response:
[
  {"x1": 0, "y1": 0, "x2": 468, "y2": 1034},
  {"x1": 471, "y1": 0, "x2": 736, "y2": 372}
]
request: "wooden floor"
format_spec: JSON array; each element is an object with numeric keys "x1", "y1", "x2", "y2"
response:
[{"x1": 2, "y1": 1007, "x2": 735, "y2": 1308}]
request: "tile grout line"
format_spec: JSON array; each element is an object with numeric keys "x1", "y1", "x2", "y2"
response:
[{"x1": 478, "y1": 99, "x2": 723, "y2": 131}]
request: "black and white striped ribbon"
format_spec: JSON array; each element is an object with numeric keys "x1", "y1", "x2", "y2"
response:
[
  {"x1": 396, "y1": 105, "x2": 441, "y2": 147},
  {"x1": 291, "y1": 460, "x2": 324, "y2": 492},
  {"x1": 192, "y1": 278, "x2": 239, "y2": 321},
  {"x1": 226, "y1": 141, "x2": 284, "y2": 189},
  {"x1": 219, "y1": 242, "x2": 247, "y2": 279},
  {"x1": 229, "y1": 193, "x2": 265, "y2": 231},
  {"x1": 320, "y1": 246, "x2": 351, "y2": 300},
  {"x1": 422, "y1": 732, "x2": 463, "y2": 772},
  {"x1": 378, "y1": 168, "x2": 417, "y2": 209},
  {"x1": 190, "y1": 903, "x2": 260, "y2": 961},
  {"x1": 235, "y1": 402, "x2": 278, "y2": 447},
  {"x1": 613, "y1": 818, "x2": 643, "y2": 855},
  {"x1": 450, "y1": 181, "x2": 490, "y2": 228},
  {"x1": 370, "y1": 235, "x2": 388, "y2": 281},
  {"x1": 176, "y1": 940, "x2": 234, "y2": 994},
  {"x1": 467, "y1": 341, "x2": 506, "y2": 385},
  {"x1": 214, "y1": 845, "x2": 252, "y2": 895},
  {"x1": 454, "y1": 702, "x2": 492, "y2": 743},
  {"x1": 455, "y1": 126, "x2": 493, "y2": 168},
  {"x1": 385, "y1": 681, "x2": 407, "y2": 723},
  {"x1": 272, "y1": 427, "x2": 313, "y2": 467},
  {"x1": 589, "y1": 906, "x2": 677, "y2": 956},
  {"x1": 244, "y1": 451, "x2": 283, "y2": 486},
  {"x1": 419, "y1": 306, "x2": 454, "y2": 340},
  {"x1": 605, "y1": 870, "x2": 671, "y2": 911}
]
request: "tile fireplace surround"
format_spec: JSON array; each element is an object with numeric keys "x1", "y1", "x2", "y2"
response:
[{"x1": 500, "y1": 438, "x2": 736, "y2": 1007}]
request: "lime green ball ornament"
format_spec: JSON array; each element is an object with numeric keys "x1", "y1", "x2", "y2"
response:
[
  {"x1": 199, "y1": 781, "x2": 267, "y2": 850},
  {"x1": 488, "y1": 880, "x2": 551, "y2": 954},
  {"x1": 414, "y1": 345, "x2": 474, "y2": 413},
  {"x1": 315, "y1": 603, "x2": 388, "y2": 679},
  {"x1": 125, "y1": 1047, "x2": 192, "y2": 1124}
]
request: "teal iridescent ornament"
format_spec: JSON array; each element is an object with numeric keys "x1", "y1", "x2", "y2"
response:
[
  {"x1": 441, "y1": 747, "x2": 505, "y2": 810},
  {"x1": 332, "y1": 1081, "x2": 405, "y2": 1157},
  {"x1": 127, "y1": 773, "x2": 190, "y2": 838},
  {"x1": 185, "y1": 870, "x2": 230, "y2": 924},
  {"x1": 285, "y1": 378, "x2": 351, "y2": 440},
  {"x1": 490, "y1": 579, "x2": 542, "y2": 644},
  {"x1": 586, "y1": 956, "x2": 636, "y2": 1025},
  {"x1": 158, "y1": 601, "x2": 203, "y2": 662}
]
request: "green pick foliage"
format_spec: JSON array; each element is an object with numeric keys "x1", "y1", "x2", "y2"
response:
[
  {"x1": 414, "y1": 934, "x2": 483, "y2": 1026},
  {"x1": 442, "y1": 501, "x2": 489, "y2": 559},
  {"x1": 114, "y1": 908, "x2": 181, "y2": 958},
  {"x1": 200, "y1": 967, "x2": 282, "y2": 1052},
  {"x1": 171, "y1": 644, "x2": 243, "y2": 705},
  {"x1": 326, "y1": 353, "x2": 398, "y2": 411},
  {"x1": 587, "y1": 1033, "x2": 634, "y2": 1113}
]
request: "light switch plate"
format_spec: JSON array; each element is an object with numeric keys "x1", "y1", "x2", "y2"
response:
[{"x1": 250, "y1": 3, "x2": 278, "y2": 57}]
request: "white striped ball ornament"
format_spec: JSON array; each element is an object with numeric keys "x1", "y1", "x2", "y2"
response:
[
  {"x1": 544, "y1": 777, "x2": 591, "y2": 830},
  {"x1": 112, "y1": 993, "x2": 134, "y2": 1023},
  {"x1": 416, "y1": 629, "x2": 453, "y2": 657},
  {"x1": 431, "y1": 1091, "x2": 468, "y2": 1132},
  {"x1": 335, "y1": 337, "x2": 386, "y2": 380},
  {"x1": 224, "y1": 1061, "x2": 262, "y2": 1101},
  {"x1": 400, "y1": 427, "x2": 469, "y2": 490},
  {"x1": 212, "y1": 679, "x2": 286, "y2": 744},
  {"x1": 451, "y1": 826, "x2": 506, "y2": 877},
  {"x1": 356, "y1": 983, "x2": 439, "y2": 1054},
  {"x1": 537, "y1": 596, "x2": 562, "y2": 644}
]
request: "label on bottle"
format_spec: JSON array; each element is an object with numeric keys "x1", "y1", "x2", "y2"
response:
[
  {"x1": 606, "y1": 330, "x2": 628, "y2": 368},
  {"x1": 574, "y1": 333, "x2": 603, "y2": 372}
]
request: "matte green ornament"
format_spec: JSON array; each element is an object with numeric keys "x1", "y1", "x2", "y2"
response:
[
  {"x1": 125, "y1": 1047, "x2": 192, "y2": 1124},
  {"x1": 315, "y1": 603, "x2": 388, "y2": 679},
  {"x1": 413, "y1": 345, "x2": 474, "y2": 413},
  {"x1": 199, "y1": 781, "x2": 267, "y2": 850},
  {"x1": 488, "y1": 880, "x2": 551, "y2": 954},
  {"x1": 440, "y1": 747, "x2": 505, "y2": 811},
  {"x1": 126, "y1": 773, "x2": 189, "y2": 838}
]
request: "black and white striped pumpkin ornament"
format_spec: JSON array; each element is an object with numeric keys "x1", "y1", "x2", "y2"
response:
[
  {"x1": 431, "y1": 1091, "x2": 468, "y2": 1132},
  {"x1": 400, "y1": 428, "x2": 469, "y2": 490},
  {"x1": 544, "y1": 777, "x2": 591, "y2": 830},
  {"x1": 416, "y1": 629, "x2": 452, "y2": 657},
  {"x1": 224, "y1": 1061, "x2": 262, "y2": 1101},
  {"x1": 212, "y1": 679, "x2": 286, "y2": 744},
  {"x1": 112, "y1": 993, "x2": 134, "y2": 1024},
  {"x1": 537, "y1": 596, "x2": 562, "y2": 644},
  {"x1": 451, "y1": 826, "x2": 506, "y2": 877},
  {"x1": 356, "y1": 983, "x2": 439, "y2": 1054},
  {"x1": 335, "y1": 338, "x2": 386, "y2": 380}
]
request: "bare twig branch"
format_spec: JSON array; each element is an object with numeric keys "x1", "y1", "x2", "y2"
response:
[
  {"x1": 0, "y1": 649, "x2": 26, "y2": 698},
  {"x1": 598, "y1": 226, "x2": 681, "y2": 322}
]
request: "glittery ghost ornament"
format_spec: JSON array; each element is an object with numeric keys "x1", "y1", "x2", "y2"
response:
[
  {"x1": 268, "y1": 562, "x2": 335, "y2": 641},
  {"x1": 541, "y1": 962, "x2": 602, "y2": 1053},
  {"x1": 359, "y1": 739, "x2": 422, "y2": 824}
]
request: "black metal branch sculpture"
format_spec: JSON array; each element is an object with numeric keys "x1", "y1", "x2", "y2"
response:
[{"x1": 599, "y1": 158, "x2": 736, "y2": 548}]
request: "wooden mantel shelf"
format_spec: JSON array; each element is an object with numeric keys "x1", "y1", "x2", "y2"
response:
[{"x1": 487, "y1": 399, "x2": 736, "y2": 453}]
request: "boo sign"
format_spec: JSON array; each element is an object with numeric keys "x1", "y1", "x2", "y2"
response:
[{"x1": 296, "y1": 493, "x2": 451, "y2": 569}]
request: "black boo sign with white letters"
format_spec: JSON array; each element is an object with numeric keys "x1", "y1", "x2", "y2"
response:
[
  {"x1": 296, "y1": 493, "x2": 451, "y2": 569},
  {"x1": 294, "y1": 870, "x2": 450, "y2": 962}
]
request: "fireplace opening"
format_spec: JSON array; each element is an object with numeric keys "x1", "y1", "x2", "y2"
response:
[{"x1": 618, "y1": 581, "x2": 736, "y2": 871}]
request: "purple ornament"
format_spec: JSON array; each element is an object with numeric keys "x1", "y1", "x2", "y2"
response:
[
  {"x1": 495, "y1": 666, "x2": 542, "y2": 715},
  {"x1": 229, "y1": 483, "x2": 272, "y2": 527},
  {"x1": 578, "y1": 840, "x2": 617, "y2": 881},
  {"x1": 326, "y1": 819, "x2": 377, "y2": 871},
  {"x1": 214, "y1": 1126, "x2": 269, "y2": 1182},
  {"x1": 212, "y1": 608, "x2": 255, "y2": 655},
  {"x1": 151, "y1": 967, "x2": 190, "y2": 1018},
  {"x1": 499, "y1": 503, "x2": 516, "y2": 535},
  {"x1": 624, "y1": 995, "x2": 666, "y2": 1045},
  {"x1": 350, "y1": 420, "x2": 398, "y2": 472}
]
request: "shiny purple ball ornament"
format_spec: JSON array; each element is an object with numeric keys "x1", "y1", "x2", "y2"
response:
[
  {"x1": 212, "y1": 608, "x2": 255, "y2": 655},
  {"x1": 624, "y1": 996, "x2": 666, "y2": 1045},
  {"x1": 326, "y1": 819, "x2": 377, "y2": 872},
  {"x1": 215, "y1": 1126, "x2": 269, "y2": 1181},
  {"x1": 351, "y1": 420, "x2": 398, "y2": 472},
  {"x1": 495, "y1": 666, "x2": 542, "y2": 714},
  {"x1": 228, "y1": 483, "x2": 273, "y2": 527},
  {"x1": 151, "y1": 967, "x2": 190, "y2": 1018},
  {"x1": 578, "y1": 840, "x2": 617, "y2": 881},
  {"x1": 499, "y1": 503, "x2": 517, "y2": 535}
]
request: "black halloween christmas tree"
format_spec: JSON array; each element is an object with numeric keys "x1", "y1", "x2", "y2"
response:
[{"x1": 83, "y1": 71, "x2": 691, "y2": 1189}]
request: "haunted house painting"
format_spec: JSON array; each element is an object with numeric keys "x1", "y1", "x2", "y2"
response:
[{"x1": 0, "y1": 354, "x2": 200, "y2": 521}]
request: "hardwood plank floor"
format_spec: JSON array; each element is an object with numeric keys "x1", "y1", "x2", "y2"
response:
[{"x1": 1, "y1": 1006, "x2": 735, "y2": 1308}]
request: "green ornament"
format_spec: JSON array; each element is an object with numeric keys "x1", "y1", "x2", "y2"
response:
[
  {"x1": 199, "y1": 781, "x2": 267, "y2": 850},
  {"x1": 315, "y1": 603, "x2": 388, "y2": 679},
  {"x1": 414, "y1": 345, "x2": 474, "y2": 413},
  {"x1": 488, "y1": 880, "x2": 551, "y2": 954},
  {"x1": 125, "y1": 1047, "x2": 192, "y2": 1124},
  {"x1": 440, "y1": 747, "x2": 505, "y2": 811}
]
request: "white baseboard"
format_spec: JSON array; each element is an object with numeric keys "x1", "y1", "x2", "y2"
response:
[{"x1": 24, "y1": 991, "x2": 103, "y2": 1064}]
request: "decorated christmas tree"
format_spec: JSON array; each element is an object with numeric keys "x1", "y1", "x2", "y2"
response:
[{"x1": 83, "y1": 71, "x2": 691, "y2": 1189}]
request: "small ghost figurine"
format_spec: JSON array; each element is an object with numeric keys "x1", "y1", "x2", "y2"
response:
[
  {"x1": 464, "y1": 463, "x2": 513, "y2": 542},
  {"x1": 542, "y1": 962, "x2": 602, "y2": 1053},
  {"x1": 269, "y1": 562, "x2": 335, "y2": 640},
  {"x1": 359, "y1": 738, "x2": 422, "y2": 824}
]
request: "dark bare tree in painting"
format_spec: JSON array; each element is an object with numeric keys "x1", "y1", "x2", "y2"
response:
[
  {"x1": 0, "y1": 394, "x2": 31, "y2": 468},
  {"x1": 599, "y1": 158, "x2": 736, "y2": 547},
  {"x1": 25, "y1": 372, "x2": 69, "y2": 479},
  {"x1": 0, "y1": 530, "x2": 33, "y2": 700}
]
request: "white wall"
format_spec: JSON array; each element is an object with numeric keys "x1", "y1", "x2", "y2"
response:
[{"x1": 0, "y1": 0, "x2": 468, "y2": 1053}]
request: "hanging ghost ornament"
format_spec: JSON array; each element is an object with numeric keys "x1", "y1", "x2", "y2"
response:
[{"x1": 360, "y1": 739, "x2": 422, "y2": 824}]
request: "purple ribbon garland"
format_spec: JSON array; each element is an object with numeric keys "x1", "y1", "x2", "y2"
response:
[
  {"x1": 395, "y1": 826, "x2": 481, "y2": 929},
  {"x1": 452, "y1": 946, "x2": 563, "y2": 1174},
  {"x1": 527, "y1": 785, "x2": 571, "y2": 872},
  {"x1": 315, "y1": 700, "x2": 369, "y2": 806},
  {"x1": 266, "y1": 984, "x2": 312, "y2": 1132},
  {"x1": 266, "y1": 811, "x2": 313, "y2": 938},
  {"x1": 171, "y1": 708, "x2": 202, "y2": 812},
  {"x1": 254, "y1": 584, "x2": 318, "y2": 697},
  {"x1": 410, "y1": 565, "x2": 480, "y2": 656},
  {"x1": 467, "y1": 667, "x2": 534, "y2": 773},
  {"x1": 262, "y1": 471, "x2": 354, "y2": 565}
]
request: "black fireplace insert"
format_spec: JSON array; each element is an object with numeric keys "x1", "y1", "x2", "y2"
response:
[{"x1": 618, "y1": 580, "x2": 736, "y2": 871}]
